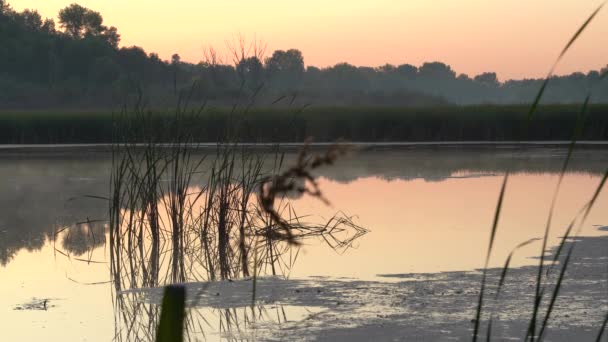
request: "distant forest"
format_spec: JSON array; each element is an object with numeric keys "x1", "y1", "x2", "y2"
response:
[{"x1": 1, "y1": 1, "x2": 608, "y2": 109}]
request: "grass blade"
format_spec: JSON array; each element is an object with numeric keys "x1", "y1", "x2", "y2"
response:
[
  {"x1": 596, "y1": 311, "x2": 608, "y2": 342},
  {"x1": 527, "y1": 88, "x2": 592, "y2": 342},
  {"x1": 487, "y1": 174, "x2": 509, "y2": 262},
  {"x1": 536, "y1": 168, "x2": 608, "y2": 340},
  {"x1": 472, "y1": 173, "x2": 508, "y2": 342},
  {"x1": 526, "y1": 2, "x2": 604, "y2": 124},
  {"x1": 522, "y1": 6, "x2": 603, "y2": 336},
  {"x1": 557, "y1": 3, "x2": 605, "y2": 61},
  {"x1": 495, "y1": 238, "x2": 540, "y2": 300},
  {"x1": 485, "y1": 238, "x2": 539, "y2": 341},
  {"x1": 156, "y1": 285, "x2": 186, "y2": 342},
  {"x1": 537, "y1": 243, "x2": 574, "y2": 340},
  {"x1": 581, "y1": 168, "x2": 608, "y2": 224}
]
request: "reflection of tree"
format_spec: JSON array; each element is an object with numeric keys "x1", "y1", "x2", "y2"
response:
[
  {"x1": 61, "y1": 222, "x2": 107, "y2": 256},
  {"x1": 317, "y1": 147, "x2": 608, "y2": 184},
  {"x1": 0, "y1": 245, "x2": 22, "y2": 267},
  {"x1": 0, "y1": 155, "x2": 110, "y2": 265}
]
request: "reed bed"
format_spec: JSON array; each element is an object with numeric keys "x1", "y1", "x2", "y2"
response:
[
  {"x1": 107, "y1": 100, "x2": 368, "y2": 340},
  {"x1": 1, "y1": 104, "x2": 608, "y2": 144}
]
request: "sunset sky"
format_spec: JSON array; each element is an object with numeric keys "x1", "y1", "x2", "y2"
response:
[{"x1": 9, "y1": 0, "x2": 608, "y2": 80}]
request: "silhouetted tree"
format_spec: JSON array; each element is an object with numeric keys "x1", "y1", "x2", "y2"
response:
[
  {"x1": 396, "y1": 64, "x2": 418, "y2": 79},
  {"x1": 237, "y1": 56, "x2": 264, "y2": 88},
  {"x1": 171, "y1": 53, "x2": 181, "y2": 65},
  {"x1": 2, "y1": 1, "x2": 608, "y2": 108},
  {"x1": 58, "y1": 3, "x2": 120, "y2": 46},
  {"x1": 474, "y1": 72, "x2": 499, "y2": 87},
  {"x1": 418, "y1": 62, "x2": 456, "y2": 80},
  {"x1": 102, "y1": 26, "x2": 120, "y2": 47},
  {"x1": 457, "y1": 73, "x2": 472, "y2": 81},
  {"x1": 16, "y1": 9, "x2": 42, "y2": 31},
  {"x1": 59, "y1": 4, "x2": 101, "y2": 37},
  {"x1": 0, "y1": 0, "x2": 10, "y2": 14},
  {"x1": 266, "y1": 49, "x2": 305, "y2": 89},
  {"x1": 324, "y1": 63, "x2": 370, "y2": 91},
  {"x1": 266, "y1": 49, "x2": 304, "y2": 74}
]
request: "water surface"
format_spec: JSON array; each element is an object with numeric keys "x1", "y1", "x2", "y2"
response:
[{"x1": 1, "y1": 145, "x2": 607, "y2": 341}]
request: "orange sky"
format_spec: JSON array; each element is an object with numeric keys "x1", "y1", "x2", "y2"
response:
[{"x1": 9, "y1": 0, "x2": 608, "y2": 80}]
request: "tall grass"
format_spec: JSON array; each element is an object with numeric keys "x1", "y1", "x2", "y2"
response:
[
  {"x1": 106, "y1": 98, "x2": 368, "y2": 340},
  {"x1": 156, "y1": 286, "x2": 186, "y2": 342},
  {"x1": 473, "y1": 3, "x2": 608, "y2": 341}
]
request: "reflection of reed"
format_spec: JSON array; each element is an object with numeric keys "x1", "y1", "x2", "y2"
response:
[
  {"x1": 113, "y1": 287, "x2": 295, "y2": 342},
  {"x1": 109, "y1": 146, "x2": 367, "y2": 287},
  {"x1": 113, "y1": 292, "x2": 159, "y2": 341},
  {"x1": 108, "y1": 109, "x2": 368, "y2": 340},
  {"x1": 216, "y1": 306, "x2": 291, "y2": 341}
]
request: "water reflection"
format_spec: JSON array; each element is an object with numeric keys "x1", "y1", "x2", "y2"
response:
[
  {"x1": 1, "y1": 146, "x2": 606, "y2": 267},
  {"x1": 1, "y1": 146, "x2": 608, "y2": 341},
  {"x1": 60, "y1": 222, "x2": 107, "y2": 257},
  {"x1": 0, "y1": 155, "x2": 110, "y2": 265},
  {"x1": 114, "y1": 288, "x2": 314, "y2": 341},
  {"x1": 105, "y1": 143, "x2": 368, "y2": 341}
]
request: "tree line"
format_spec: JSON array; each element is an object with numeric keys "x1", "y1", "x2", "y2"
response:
[{"x1": 1, "y1": 1, "x2": 607, "y2": 109}]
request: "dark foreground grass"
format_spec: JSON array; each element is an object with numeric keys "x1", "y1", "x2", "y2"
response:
[{"x1": 1, "y1": 104, "x2": 608, "y2": 144}]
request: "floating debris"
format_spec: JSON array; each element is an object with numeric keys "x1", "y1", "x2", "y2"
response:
[{"x1": 14, "y1": 298, "x2": 56, "y2": 311}]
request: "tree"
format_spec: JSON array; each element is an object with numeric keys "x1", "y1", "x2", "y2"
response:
[
  {"x1": 265, "y1": 49, "x2": 304, "y2": 77},
  {"x1": 418, "y1": 62, "x2": 456, "y2": 80},
  {"x1": 149, "y1": 52, "x2": 161, "y2": 62},
  {"x1": 457, "y1": 73, "x2": 472, "y2": 82},
  {"x1": 59, "y1": 4, "x2": 96, "y2": 38},
  {"x1": 58, "y1": 4, "x2": 119, "y2": 47},
  {"x1": 236, "y1": 56, "x2": 264, "y2": 87},
  {"x1": 0, "y1": 0, "x2": 10, "y2": 15},
  {"x1": 41, "y1": 18, "x2": 56, "y2": 34},
  {"x1": 89, "y1": 56, "x2": 120, "y2": 84},
  {"x1": 171, "y1": 53, "x2": 181, "y2": 92},
  {"x1": 265, "y1": 49, "x2": 305, "y2": 89},
  {"x1": 474, "y1": 72, "x2": 499, "y2": 86},
  {"x1": 102, "y1": 26, "x2": 120, "y2": 48},
  {"x1": 396, "y1": 64, "x2": 418, "y2": 79},
  {"x1": 18, "y1": 9, "x2": 42, "y2": 31},
  {"x1": 171, "y1": 53, "x2": 181, "y2": 65},
  {"x1": 378, "y1": 64, "x2": 396, "y2": 73},
  {"x1": 325, "y1": 63, "x2": 370, "y2": 91}
]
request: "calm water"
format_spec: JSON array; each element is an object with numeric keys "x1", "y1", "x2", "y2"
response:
[{"x1": 1, "y1": 146, "x2": 607, "y2": 341}]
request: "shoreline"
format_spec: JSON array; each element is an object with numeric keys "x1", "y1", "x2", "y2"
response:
[{"x1": 0, "y1": 140, "x2": 607, "y2": 153}]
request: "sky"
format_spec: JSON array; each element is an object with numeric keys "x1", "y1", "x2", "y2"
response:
[{"x1": 9, "y1": 0, "x2": 608, "y2": 80}]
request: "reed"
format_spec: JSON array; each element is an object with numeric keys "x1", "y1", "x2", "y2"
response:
[{"x1": 105, "y1": 92, "x2": 368, "y2": 341}]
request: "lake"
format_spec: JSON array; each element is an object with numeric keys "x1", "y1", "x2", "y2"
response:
[{"x1": 1, "y1": 144, "x2": 607, "y2": 341}]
